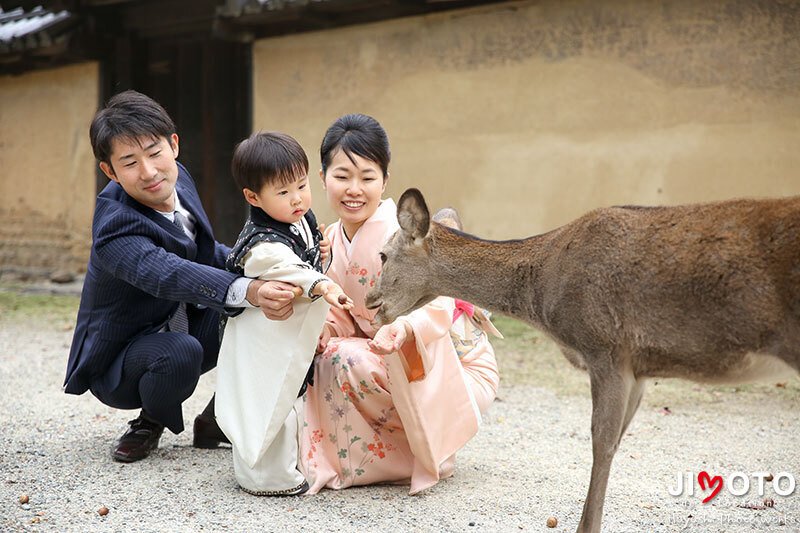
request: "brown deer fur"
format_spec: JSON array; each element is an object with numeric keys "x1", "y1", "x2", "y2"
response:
[{"x1": 365, "y1": 188, "x2": 800, "y2": 533}]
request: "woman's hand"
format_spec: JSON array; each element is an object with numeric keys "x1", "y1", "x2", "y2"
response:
[
  {"x1": 318, "y1": 223, "x2": 331, "y2": 265},
  {"x1": 317, "y1": 323, "x2": 334, "y2": 354},
  {"x1": 368, "y1": 320, "x2": 413, "y2": 354}
]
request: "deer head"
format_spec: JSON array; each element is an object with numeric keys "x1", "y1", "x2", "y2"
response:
[{"x1": 365, "y1": 189, "x2": 442, "y2": 325}]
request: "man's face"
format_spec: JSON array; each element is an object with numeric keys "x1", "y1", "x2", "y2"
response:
[{"x1": 99, "y1": 134, "x2": 180, "y2": 212}]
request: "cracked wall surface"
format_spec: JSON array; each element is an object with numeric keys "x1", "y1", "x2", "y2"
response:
[
  {"x1": 253, "y1": 0, "x2": 800, "y2": 238},
  {"x1": 0, "y1": 62, "x2": 97, "y2": 275},
  {"x1": 2, "y1": 0, "x2": 799, "y2": 273}
]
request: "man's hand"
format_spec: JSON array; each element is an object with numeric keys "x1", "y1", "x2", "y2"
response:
[
  {"x1": 368, "y1": 320, "x2": 413, "y2": 355},
  {"x1": 246, "y1": 280, "x2": 302, "y2": 320},
  {"x1": 319, "y1": 223, "x2": 331, "y2": 265}
]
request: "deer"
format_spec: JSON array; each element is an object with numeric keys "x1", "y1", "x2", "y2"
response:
[{"x1": 365, "y1": 188, "x2": 800, "y2": 533}]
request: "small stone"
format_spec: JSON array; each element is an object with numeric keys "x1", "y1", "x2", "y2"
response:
[
  {"x1": 468, "y1": 522, "x2": 476, "y2": 527},
  {"x1": 30, "y1": 517, "x2": 41, "y2": 524},
  {"x1": 338, "y1": 294, "x2": 348, "y2": 305},
  {"x1": 765, "y1": 473, "x2": 774, "y2": 482},
  {"x1": 546, "y1": 516, "x2": 558, "y2": 528},
  {"x1": 50, "y1": 270, "x2": 75, "y2": 284},
  {"x1": 98, "y1": 506, "x2": 109, "y2": 516},
  {"x1": 19, "y1": 494, "x2": 29, "y2": 504}
]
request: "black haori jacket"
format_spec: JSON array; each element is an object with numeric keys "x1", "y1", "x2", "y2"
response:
[
  {"x1": 223, "y1": 205, "x2": 324, "y2": 394},
  {"x1": 226, "y1": 205, "x2": 323, "y2": 275}
]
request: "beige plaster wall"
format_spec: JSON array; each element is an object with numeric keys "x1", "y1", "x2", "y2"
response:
[
  {"x1": 0, "y1": 62, "x2": 98, "y2": 274},
  {"x1": 252, "y1": 0, "x2": 800, "y2": 239}
]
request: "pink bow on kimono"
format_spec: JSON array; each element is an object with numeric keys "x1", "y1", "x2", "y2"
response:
[{"x1": 452, "y1": 299, "x2": 475, "y2": 323}]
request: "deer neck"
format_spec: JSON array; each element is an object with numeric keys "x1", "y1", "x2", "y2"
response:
[{"x1": 429, "y1": 225, "x2": 546, "y2": 321}]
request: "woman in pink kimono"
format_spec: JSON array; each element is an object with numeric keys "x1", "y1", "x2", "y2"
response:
[{"x1": 300, "y1": 114, "x2": 501, "y2": 494}]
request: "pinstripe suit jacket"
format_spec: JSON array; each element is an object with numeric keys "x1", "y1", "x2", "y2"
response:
[{"x1": 64, "y1": 162, "x2": 239, "y2": 395}]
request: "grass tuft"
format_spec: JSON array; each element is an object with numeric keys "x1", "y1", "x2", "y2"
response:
[
  {"x1": 0, "y1": 287, "x2": 80, "y2": 324},
  {"x1": 489, "y1": 314, "x2": 800, "y2": 409}
]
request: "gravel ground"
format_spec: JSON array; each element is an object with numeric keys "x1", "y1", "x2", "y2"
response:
[{"x1": 1, "y1": 307, "x2": 799, "y2": 532}]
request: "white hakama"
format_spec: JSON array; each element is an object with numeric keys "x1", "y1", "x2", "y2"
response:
[{"x1": 217, "y1": 236, "x2": 330, "y2": 494}]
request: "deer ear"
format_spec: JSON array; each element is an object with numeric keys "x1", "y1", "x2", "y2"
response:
[
  {"x1": 432, "y1": 207, "x2": 463, "y2": 231},
  {"x1": 397, "y1": 188, "x2": 430, "y2": 240}
]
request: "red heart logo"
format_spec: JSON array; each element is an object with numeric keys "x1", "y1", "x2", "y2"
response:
[{"x1": 698, "y1": 471, "x2": 723, "y2": 503}]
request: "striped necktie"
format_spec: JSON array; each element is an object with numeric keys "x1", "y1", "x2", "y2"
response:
[
  {"x1": 168, "y1": 212, "x2": 190, "y2": 334},
  {"x1": 173, "y1": 211, "x2": 191, "y2": 238}
]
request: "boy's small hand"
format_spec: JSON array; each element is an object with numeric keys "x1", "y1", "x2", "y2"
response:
[
  {"x1": 318, "y1": 223, "x2": 331, "y2": 264},
  {"x1": 320, "y1": 281, "x2": 353, "y2": 310}
]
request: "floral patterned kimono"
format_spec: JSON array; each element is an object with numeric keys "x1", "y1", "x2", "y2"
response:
[{"x1": 300, "y1": 199, "x2": 500, "y2": 495}]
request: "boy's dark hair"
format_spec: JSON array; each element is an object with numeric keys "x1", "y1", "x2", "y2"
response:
[
  {"x1": 320, "y1": 113, "x2": 390, "y2": 177},
  {"x1": 231, "y1": 131, "x2": 309, "y2": 191},
  {"x1": 89, "y1": 90, "x2": 176, "y2": 167}
]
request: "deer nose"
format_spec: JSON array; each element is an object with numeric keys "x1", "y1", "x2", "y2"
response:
[{"x1": 364, "y1": 290, "x2": 382, "y2": 310}]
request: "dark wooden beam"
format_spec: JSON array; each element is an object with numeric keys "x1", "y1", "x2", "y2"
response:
[{"x1": 215, "y1": 0, "x2": 509, "y2": 40}]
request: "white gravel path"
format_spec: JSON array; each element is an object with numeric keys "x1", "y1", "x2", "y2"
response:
[{"x1": 1, "y1": 315, "x2": 799, "y2": 532}]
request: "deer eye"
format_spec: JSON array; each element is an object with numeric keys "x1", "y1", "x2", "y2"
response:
[{"x1": 379, "y1": 253, "x2": 387, "y2": 264}]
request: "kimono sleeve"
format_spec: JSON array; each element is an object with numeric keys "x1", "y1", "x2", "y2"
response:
[
  {"x1": 243, "y1": 242, "x2": 328, "y2": 298},
  {"x1": 394, "y1": 296, "x2": 455, "y2": 379}
]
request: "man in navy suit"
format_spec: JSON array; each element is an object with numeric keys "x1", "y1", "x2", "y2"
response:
[{"x1": 65, "y1": 90, "x2": 298, "y2": 462}]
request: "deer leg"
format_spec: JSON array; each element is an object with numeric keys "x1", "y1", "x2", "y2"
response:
[
  {"x1": 618, "y1": 379, "x2": 645, "y2": 445},
  {"x1": 577, "y1": 360, "x2": 637, "y2": 533}
]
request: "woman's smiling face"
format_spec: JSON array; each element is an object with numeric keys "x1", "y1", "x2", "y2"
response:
[{"x1": 322, "y1": 149, "x2": 387, "y2": 238}]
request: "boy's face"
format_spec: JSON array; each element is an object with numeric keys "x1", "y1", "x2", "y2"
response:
[
  {"x1": 99, "y1": 134, "x2": 180, "y2": 212},
  {"x1": 244, "y1": 174, "x2": 312, "y2": 224}
]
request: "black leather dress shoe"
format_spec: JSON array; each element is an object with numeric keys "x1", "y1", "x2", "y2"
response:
[
  {"x1": 193, "y1": 414, "x2": 230, "y2": 449},
  {"x1": 111, "y1": 416, "x2": 164, "y2": 463}
]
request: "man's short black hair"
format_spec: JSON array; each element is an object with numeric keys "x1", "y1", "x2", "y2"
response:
[{"x1": 89, "y1": 90, "x2": 176, "y2": 165}]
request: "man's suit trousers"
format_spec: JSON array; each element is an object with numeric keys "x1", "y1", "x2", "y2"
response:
[{"x1": 89, "y1": 306, "x2": 221, "y2": 433}]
